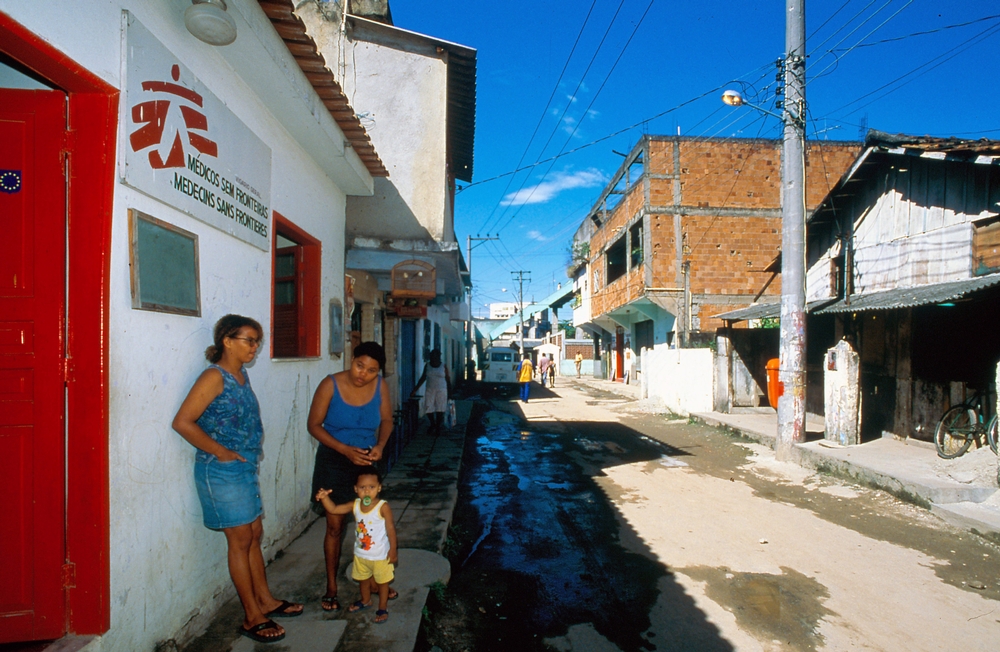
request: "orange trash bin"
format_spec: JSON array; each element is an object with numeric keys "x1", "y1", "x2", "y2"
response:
[{"x1": 765, "y1": 358, "x2": 782, "y2": 408}]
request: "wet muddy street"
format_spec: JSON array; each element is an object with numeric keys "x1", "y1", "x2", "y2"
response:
[{"x1": 417, "y1": 381, "x2": 1000, "y2": 652}]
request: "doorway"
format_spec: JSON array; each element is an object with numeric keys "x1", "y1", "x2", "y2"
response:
[{"x1": 0, "y1": 14, "x2": 119, "y2": 641}]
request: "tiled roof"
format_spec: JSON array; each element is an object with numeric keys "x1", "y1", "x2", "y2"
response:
[{"x1": 257, "y1": 0, "x2": 388, "y2": 177}]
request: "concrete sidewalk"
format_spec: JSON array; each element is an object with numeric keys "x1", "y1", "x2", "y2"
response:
[
  {"x1": 567, "y1": 375, "x2": 1000, "y2": 538},
  {"x1": 179, "y1": 409, "x2": 469, "y2": 652},
  {"x1": 691, "y1": 408, "x2": 1000, "y2": 538}
]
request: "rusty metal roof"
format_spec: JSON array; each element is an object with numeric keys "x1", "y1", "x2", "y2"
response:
[
  {"x1": 257, "y1": 0, "x2": 388, "y2": 178},
  {"x1": 865, "y1": 129, "x2": 1000, "y2": 157},
  {"x1": 814, "y1": 274, "x2": 1000, "y2": 314}
]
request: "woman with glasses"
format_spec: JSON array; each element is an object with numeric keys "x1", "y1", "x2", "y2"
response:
[
  {"x1": 307, "y1": 341, "x2": 395, "y2": 612},
  {"x1": 173, "y1": 314, "x2": 302, "y2": 644}
]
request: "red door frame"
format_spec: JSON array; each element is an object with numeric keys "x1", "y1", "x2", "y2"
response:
[
  {"x1": 271, "y1": 212, "x2": 321, "y2": 358},
  {"x1": 0, "y1": 12, "x2": 117, "y2": 636}
]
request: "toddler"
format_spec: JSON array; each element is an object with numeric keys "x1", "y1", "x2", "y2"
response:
[{"x1": 315, "y1": 469, "x2": 398, "y2": 623}]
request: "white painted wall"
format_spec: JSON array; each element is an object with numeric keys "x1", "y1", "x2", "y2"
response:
[
  {"x1": 641, "y1": 345, "x2": 715, "y2": 415},
  {"x1": 0, "y1": 1, "x2": 368, "y2": 649},
  {"x1": 344, "y1": 40, "x2": 448, "y2": 239}
]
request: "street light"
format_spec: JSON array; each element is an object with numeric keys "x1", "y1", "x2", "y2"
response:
[
  {"x1": 720, "y1": 90, "x2": 783, "y2": 120},
  {"x1": 722, "y1": 0, "x2": 806, "y2": 461}
]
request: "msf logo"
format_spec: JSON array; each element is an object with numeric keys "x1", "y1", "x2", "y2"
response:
[{"x1": 129, "y1": 64, "x2": 218, "y2": 168}]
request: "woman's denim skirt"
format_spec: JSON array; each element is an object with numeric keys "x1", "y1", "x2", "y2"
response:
[{"x1": 194, "y1": 456, "x2": 263, "y2": 530}]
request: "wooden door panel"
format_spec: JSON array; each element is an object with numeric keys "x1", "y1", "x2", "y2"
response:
[{"x1": 0, "y1": 88, "x2": 67, "y2": 643}]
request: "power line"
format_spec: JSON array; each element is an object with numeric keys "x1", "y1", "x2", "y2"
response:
[
  {"x1": 828, "y1": 19, "x2": 1000, "y2": 117},
  {"x1": 832, "y1": 12, "x2": 1000, "y2": 49},
  {"x1": 476, "y1": 0, "x2": 599, "y2": 235},
  {"x1": 458, "y1": 60, "x2": 774, "y2": 195},
  {"x1": 481, "y1": 0, "x2": 629, "y2": 234},
  {"x1": 491, "y1": 0, "x2": 657, "y2": 236},
  {"x1": 808, "y1": 0, "x2": 914, "y2": 82}
]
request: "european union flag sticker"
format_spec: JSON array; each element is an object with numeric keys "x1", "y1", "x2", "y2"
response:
[{"x1": 0, "y1": 170, "x2": 22, "y2": 194}]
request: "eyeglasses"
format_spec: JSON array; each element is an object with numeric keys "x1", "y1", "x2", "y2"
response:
[{"x1": 232, "y1": 337, "x2": 262, "y2": 347}]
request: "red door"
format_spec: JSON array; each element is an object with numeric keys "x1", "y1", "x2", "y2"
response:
[{"x1": 0, "y1": 89, "x2": 68, "y2": 642}]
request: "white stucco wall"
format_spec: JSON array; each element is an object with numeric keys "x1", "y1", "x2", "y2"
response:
[
  {"x1": 0, "y1": 2, "x2": 365, "y2": 649},
  {"x1": 642, "y1": 345, "x2": 715, "y2": 415},
  {"x1": 344, "y1": 40, "x2": 448, "y2": 239}
]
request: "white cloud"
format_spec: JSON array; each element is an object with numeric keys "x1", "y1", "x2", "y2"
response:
[
  {"x1": 527, "y1": 230, "x2": 547, "y2": 241},
  {"x1": 501, "y1": 169, "x2": 606, "y2": 207}
]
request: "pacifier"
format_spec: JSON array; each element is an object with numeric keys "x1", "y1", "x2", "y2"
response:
[{"x1": 362, "y1": 496, "x2": 372, "y2": 506}]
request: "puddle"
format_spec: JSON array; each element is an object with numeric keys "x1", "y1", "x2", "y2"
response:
[{"x1": 682, "y1": 566, "x2": 834, "y2": 651}]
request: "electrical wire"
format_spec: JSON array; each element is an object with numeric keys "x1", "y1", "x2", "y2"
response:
[
  {"x1": 491, "y1": 0, "x2": 658, "y2": 236},
  {"x1": 480, "y1": 0, "x2": 629, "y2": 235},
  {"x1": 828, "y1": 19, "x2": 1000, "y2": 117},
  {"x1": 476, "y1": 0, "x2": 599, "y2": 235},
  {"x1": 809, "y1": 0, "x2": 914, "y2": 82}
]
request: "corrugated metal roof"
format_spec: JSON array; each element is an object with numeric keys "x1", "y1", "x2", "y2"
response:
[
  {"x1": 815, "y1": 274, "x2": 1000, "y2": 314},
  {"x1": 714, "y1": 302, "x2": 781, "y2": 321},
  {"x1": 866, "y1": 129, "x2": 1000, "y2": 158},
  {"x1": 257, "y1": 0, "x2": 388, "y2": 178},
  {"x1": 715, "y1": 299, "x2": 841, "y2": 322}
]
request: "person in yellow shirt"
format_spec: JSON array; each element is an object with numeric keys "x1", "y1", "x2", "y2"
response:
[
  {"x1": 517, "y1": 354, "x2": 533, "y2": 403},
  {"x1": 575, "y1": 352, "x2": 583, "y2": 378}
]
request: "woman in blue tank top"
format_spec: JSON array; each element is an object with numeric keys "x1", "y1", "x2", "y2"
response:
[
  {"x1": 173, "y1": 315, "x2": 302, "y2": 643},
  {"x1": 307, "y1": 341, "x2": 394, "y2": 612}
]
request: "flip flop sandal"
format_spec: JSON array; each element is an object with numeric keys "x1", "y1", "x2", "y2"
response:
[
  {"x1": 375, "y1": 609, "x2": 389, "y2": 624},
  {"x1": 321, "y1": 595, "x2": 341, "y2": 611},
  {"x1": 388, "y1": 588, "x2": 399, "y2": 600},
  {"x1": 265, "y1": 599, "x2": 303, "y2": 618},
  {"x1": 239, "y1": 619, "x2": 285, "y2": 643},
  {"x1": 348, "y1": 600, "x2": 372, "y2": 613}
]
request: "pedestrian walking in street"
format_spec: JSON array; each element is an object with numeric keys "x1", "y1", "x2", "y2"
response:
[
  {"x1": 172, "y1": 315, "x2": 303, "y2": 644},
  {"x1": 410, "y1": 348, "x2": 450, "y2": 434},
  {"x1": 548, "y1": 357, "x2": 556, "y2": 388},
  {"x1": 315, "y1": 468, "x2": 398, "y2": 624},
  {"x1": 307, "y1": 342, "x2": 396, "y2": 613},
  {"x1": 575, "y1": 352, "x2": 583, "y2": 378},
  {"x1": 538, "y1": 354, "x2": 550, "y2": 388},
  {"x1": 517, "y1": 354, "x2": 534, "y2": 403}
]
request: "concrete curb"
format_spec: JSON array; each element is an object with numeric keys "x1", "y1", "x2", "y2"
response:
[{"x1": 687, "y1": 412, "x2": 1000, "y2": 537}]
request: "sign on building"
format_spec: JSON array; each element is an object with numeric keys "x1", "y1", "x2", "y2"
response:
[{"x1": 122, "y1": 16, "x2": 272, "y2": 251}]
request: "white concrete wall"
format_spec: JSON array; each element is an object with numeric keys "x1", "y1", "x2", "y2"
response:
[
  {"x1": 641, "y1": 345, "x2": 715, "y2": 415},
  {"x1": 0, "y1": 2, "x2": 362, "y2": 649},
  {"x1": 343, "y1": 35, "x2": 449, "y2": 240}
]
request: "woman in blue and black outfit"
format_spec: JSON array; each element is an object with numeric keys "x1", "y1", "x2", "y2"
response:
[
  {"x1": 307, "y1": 341, "x2": 394, "y2": 612},
  {"x1": 173, "y1": 314, "x2": 302, "y2": 644}
]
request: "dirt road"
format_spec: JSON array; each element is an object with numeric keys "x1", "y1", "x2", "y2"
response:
[{"x1": 420, "y1": 380, "x2": 1000, "y2": 652}]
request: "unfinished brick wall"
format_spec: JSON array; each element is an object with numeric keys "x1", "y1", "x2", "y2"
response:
[{"x1": 588, "y1": 136, "x2": 861, "y2": 330}]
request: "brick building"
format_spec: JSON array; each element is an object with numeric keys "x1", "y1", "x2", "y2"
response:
[{"x1": 570, "y1": 135, "x2": 861, "y2": 379}]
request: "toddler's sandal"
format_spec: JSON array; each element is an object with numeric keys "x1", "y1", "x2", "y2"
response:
[{"x1": 375, "y1": 609, "x2": 389, "y2": 624}]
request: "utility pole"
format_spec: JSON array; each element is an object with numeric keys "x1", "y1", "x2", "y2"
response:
[
  {"x1": 466, "y1": 234, "x2": 499, "y2": 381},
  {"x1": 511, "y1": 270, "x2": 531, "y2": 355},
  {"x1": 777, "y1": 0, "x2": 807, "y2": 460}
]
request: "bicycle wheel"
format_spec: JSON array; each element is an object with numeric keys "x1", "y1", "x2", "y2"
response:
[
  {"x1": 934, "y1": 405, "x2": 977, "y2": 459},
  {"x1": 987, "y1": 414, "x2": 999, "y2": 455}
]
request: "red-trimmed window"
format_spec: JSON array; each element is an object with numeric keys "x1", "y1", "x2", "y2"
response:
[{"x1": 272, "y1": 212, "x2": 320, "y2": 357}]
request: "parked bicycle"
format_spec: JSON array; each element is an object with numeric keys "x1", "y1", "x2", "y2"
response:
[{"x1": 934, "y1": 387, "x2": 999, "y2": 459}]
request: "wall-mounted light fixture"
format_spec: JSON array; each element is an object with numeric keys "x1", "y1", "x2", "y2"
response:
[{"x1": 185, "y1": 0, "x2": 237, "y2": 46}]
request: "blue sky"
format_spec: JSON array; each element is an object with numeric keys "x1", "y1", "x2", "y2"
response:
[{"x1": 390, "y1": 1, "x2": 1000, "y2": 317}]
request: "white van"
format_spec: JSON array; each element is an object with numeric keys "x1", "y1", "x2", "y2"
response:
[{"x1": 480, "y1": 347, "x2": 519, "y2": 389}]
